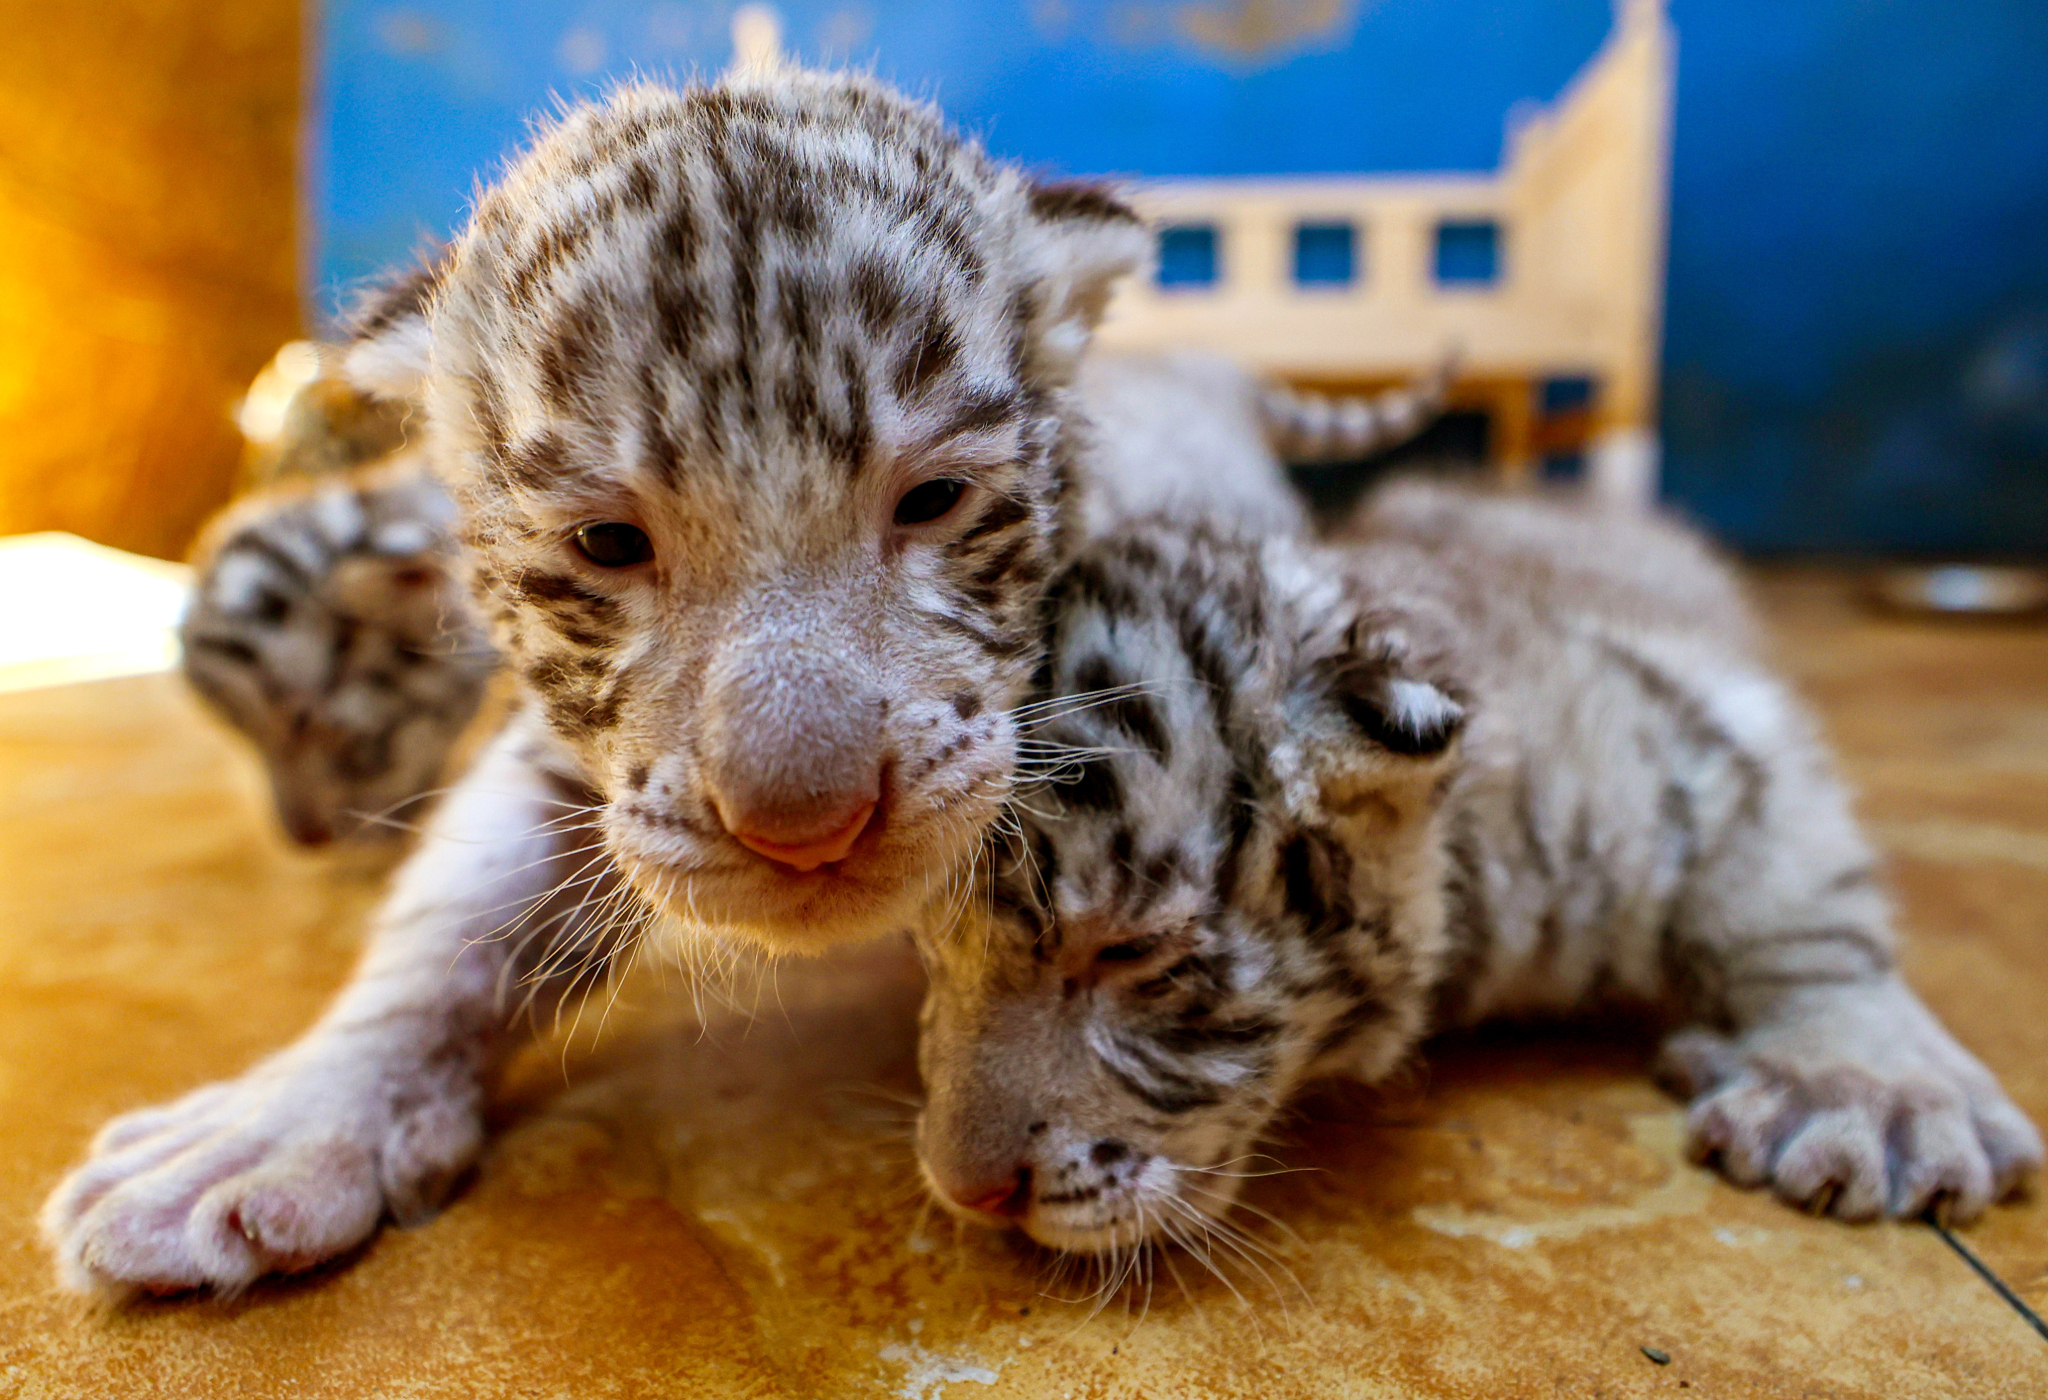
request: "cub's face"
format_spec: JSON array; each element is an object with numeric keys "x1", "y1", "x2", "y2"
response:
[
  {"x1": 181, "y1": 470, "x2": 492, "y2": 847},
  {"x1": 410, "y1": 74, "x2": 1147, "y2": 954},
  {"x1": 913, "y1": 528, "x2": 1465, "y2": 1252}
]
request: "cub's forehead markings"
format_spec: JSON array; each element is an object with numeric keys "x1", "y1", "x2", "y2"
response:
[
  {"x1": 906, "y1": 388, "x2": 1028, "y2": 458},
  {"x1": 893, "y1": 310, "x2": 963, "y2": 401}
]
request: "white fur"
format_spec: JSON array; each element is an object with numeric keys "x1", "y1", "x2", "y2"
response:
[{"x1": 341, "y1": 320, "x2": 434, "y2": 404}]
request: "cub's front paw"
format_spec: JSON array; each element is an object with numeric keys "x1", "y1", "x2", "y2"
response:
[
  {"x1": 41, "y1": 1047, "x2": 482, "y2": 1297},
  {"x1": 1659, "y1": 1003, "x2": 2042, "y2": 1224}
]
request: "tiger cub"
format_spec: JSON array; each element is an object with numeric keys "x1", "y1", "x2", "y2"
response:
[
  {"x1": 203, "y1": 337, "x2": 1445, "y2": 848},
  {"x1": 41, "y1": 67, "x2": 1446, "y2": 1299},
  {"x1": 914, "y1": 483, "x2": 2042, "y2": 1252},
  {"x1": 181, "y1": 458, "x2": 495, "y2": 846}
]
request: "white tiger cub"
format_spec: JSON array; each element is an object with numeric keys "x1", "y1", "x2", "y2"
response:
[
  {"x1": 196, "y1": 333, "x2": 1442, "y2": 848},
  {"x1": 913, "y1": 484, "x2": 2042, "y2": 1252},
  {"x1": 40, "y1": 67, "x2": 1434, "y2": 1297},
  {"x1": 181, "y1": 458, "x2": 495, "y2": 846},
  {"x1": 193, "y1": 232, "x2": 1441, "y2": 851}
]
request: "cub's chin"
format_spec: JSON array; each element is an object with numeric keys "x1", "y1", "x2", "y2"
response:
[
  {"x1": 614, "y1": 815, "x2": 980, "y2": 956},
  {"x1": 1020, "y1": 1215, "x2": 1159, "y2": 1254},
  {"x1": 1022, "y1": 1175, "x2": 1248, "y2": 1255}
]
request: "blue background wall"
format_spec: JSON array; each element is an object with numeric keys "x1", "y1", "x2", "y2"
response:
[{"x1": 316, "y1": 1, "x2": 2048, "y2": 556}]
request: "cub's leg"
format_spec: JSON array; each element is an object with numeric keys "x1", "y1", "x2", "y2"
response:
[
  {"x1": 1650, "y1": 683, "x2": 2041, "y2": 1222},
  {"x1": 41, "y1": 714, "x2": 619, "y2": 1295}
]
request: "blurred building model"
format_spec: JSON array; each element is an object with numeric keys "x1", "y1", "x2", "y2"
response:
[{"x1": 1094, "y1": 0, "x2": 1673, "y2": 501}]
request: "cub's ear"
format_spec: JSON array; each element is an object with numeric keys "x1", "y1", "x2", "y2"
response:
[
  {"x1": 337, "y1": 255, "x2": 444, "y2": 404},
  {"x1": 1308, "y1": 617, "x2": 1467, "y2": 808},
  {"x1": 1332, "y1": 662, "x2": 1466, "y2": 759},
  {"x1": 1015, "y1": 180, "x2": 1151, "y2": 388}
]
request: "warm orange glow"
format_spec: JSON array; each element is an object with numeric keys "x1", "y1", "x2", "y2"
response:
[{"x1": 0, "y1": 0, "x2": 302, "y2": 561}]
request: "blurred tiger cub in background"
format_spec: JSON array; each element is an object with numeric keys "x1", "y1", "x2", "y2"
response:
[{"x1": 181, "y1": 442, "x2": 495, "y2": 847}]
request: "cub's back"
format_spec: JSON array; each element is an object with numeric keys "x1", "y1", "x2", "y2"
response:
[
  {"x1": 1342, "y1": 478, "x2": 1754, "y2": 653},
  {"x1": 1338, "y1": 482, "x2": 1833, "y2": 1023}
]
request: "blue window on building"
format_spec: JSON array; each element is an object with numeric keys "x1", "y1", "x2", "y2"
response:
[
  {"x1": 1540, "y1": 375, "x2": 1596, "y2": 414},
  {"x1": 1157, "y1": 224, "x2": 1219, "y2": 288},
  {"x1": 1434, "y1": 219, "x2": 1501, "y2": 286},
  {"x1": 1292, "y1": 221, "x2": 1357, "y2": 286},
  {"x1": 1535, "y1": 376, "x2": 1596, "y2": 482}
]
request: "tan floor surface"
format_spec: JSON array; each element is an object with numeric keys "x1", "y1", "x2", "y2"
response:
[{"x1": 2, "y1": 570, "x2": 2045, "y2": 1398}]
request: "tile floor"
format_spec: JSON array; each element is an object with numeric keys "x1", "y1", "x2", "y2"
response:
[{"x1": 1, "y1": 570, "x2": 2044, "y2": 1398}]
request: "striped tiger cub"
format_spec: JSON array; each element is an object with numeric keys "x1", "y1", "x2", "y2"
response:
[
  {"x1": 914, "y1": 482, "x2": 2041, "y2": 1253},
  {"x1": 189, "y1": 334, "x2": 1446, "y2": 850}
]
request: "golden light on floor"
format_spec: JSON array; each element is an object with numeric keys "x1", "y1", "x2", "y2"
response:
[{"x1": 0, "y1": 532, "x2": 188, "y2": 693}]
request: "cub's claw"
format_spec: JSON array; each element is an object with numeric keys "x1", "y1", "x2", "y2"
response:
[{"x1": 1658, "y1": 1018, "x2": 2042, "y2": 1225}]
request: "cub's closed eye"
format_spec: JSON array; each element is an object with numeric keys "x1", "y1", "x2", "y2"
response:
[
  {"x1": 893, "y1": 479, "x2": 967, "y2": 527},
  {"x1": 1095, "y1": 940, "x2": 1154, "y2": 965},
  {"x1": 573, "y1": 522, "x2": 653, "y2": 568}
]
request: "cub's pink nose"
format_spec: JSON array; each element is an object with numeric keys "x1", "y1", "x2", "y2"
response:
[
  {"x1": 946, "y1": 1168, "x2": 1032, "y2": 1220},
  {"x1": 725, "y1": 796, "x2": 877, "y2": 873},
  {"x1": 699, "y1": 635, "x2": 888, "y2": 872}
]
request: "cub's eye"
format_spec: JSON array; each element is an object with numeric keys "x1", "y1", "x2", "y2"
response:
[
  {"x1": 893, "y1": 478, "x2": 967, "y2": 527},
  {"x1": 1095, "y1": 940, "x2": 1154, "y2": 965},
  {"x1": 573, "y1": 522, "x2": 653, "y2": 568}
]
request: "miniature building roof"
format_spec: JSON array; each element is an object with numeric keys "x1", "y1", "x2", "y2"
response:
[
  {"x1": 1097, "y1": 0, "x2": 1672, "y2": 501},
  {"x1": 317, "y1": 0, "x2": 1626, "y2": 295}
]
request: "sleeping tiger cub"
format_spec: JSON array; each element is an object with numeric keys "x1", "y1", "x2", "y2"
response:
[
  {"x1": 180, "y1": 457, "x2": 496, "y2": 846},
  {"x1": 914, "y1": 482, "x2": 2042, "y2": 1252}
]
